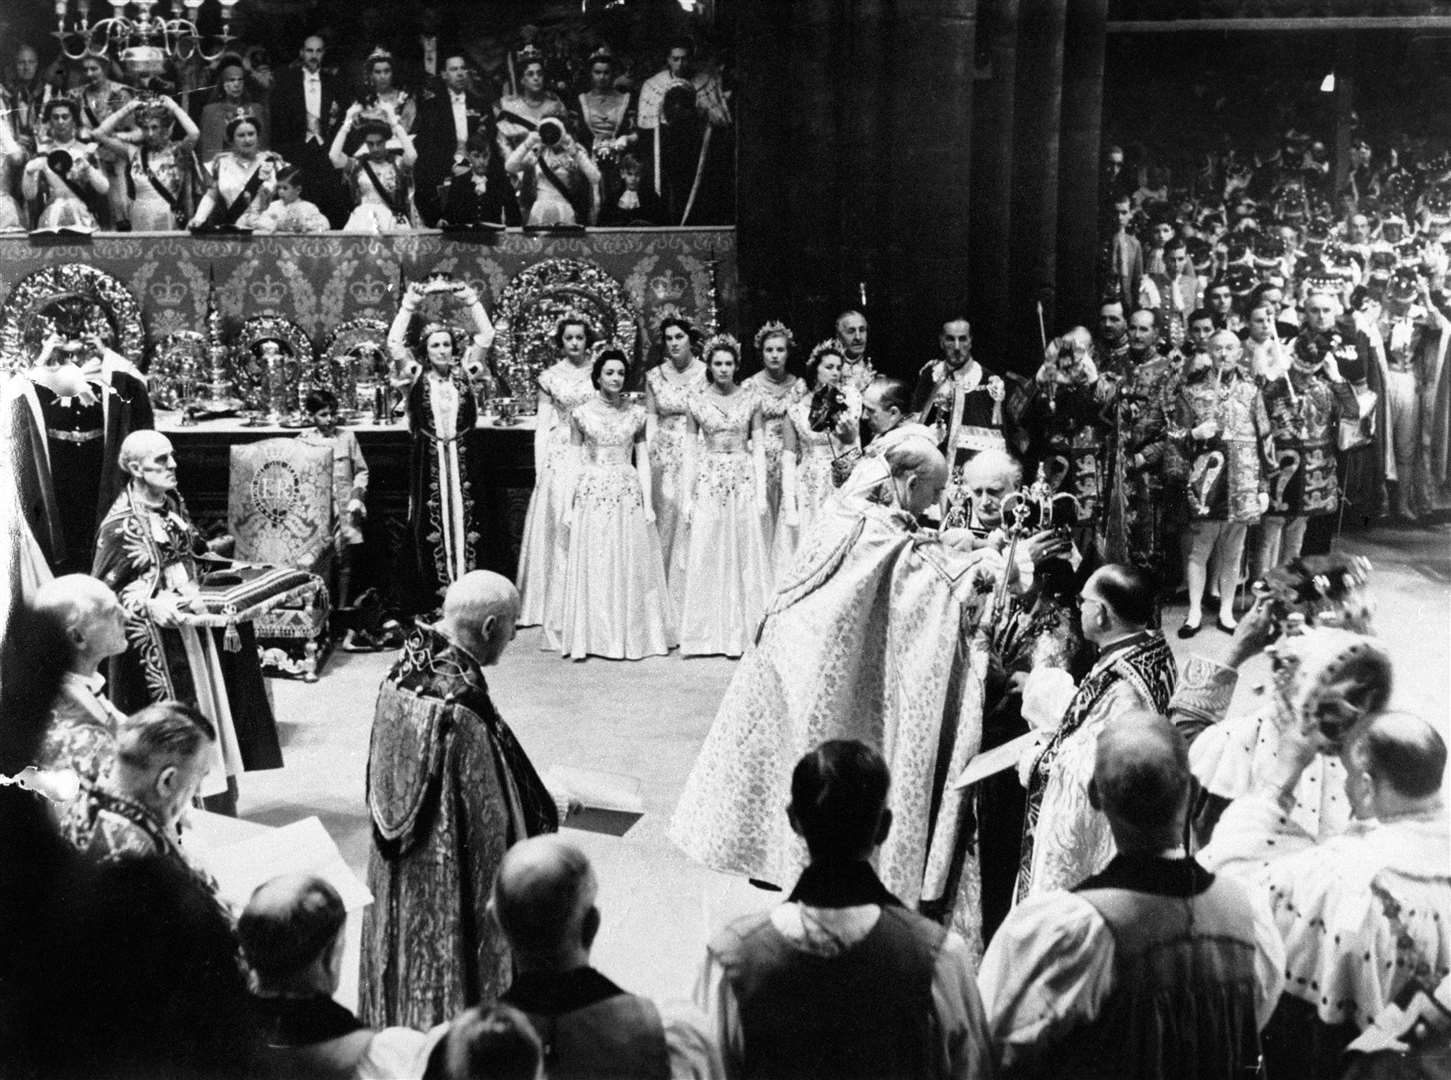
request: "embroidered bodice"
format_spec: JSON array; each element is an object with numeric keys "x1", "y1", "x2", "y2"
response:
[
  {"x1": 647, "y1": 362, "x2": 707, "y2": 426},
  {"x1": 691, "y1": 389, "x2": 756, "y2": 451}
]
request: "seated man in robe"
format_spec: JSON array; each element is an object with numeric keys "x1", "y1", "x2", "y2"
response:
[
  {"x1": 239, "y1": 874, "x2": 430, "y2": 1079},
  {"x1": 361, "y1": 570, "x2": 563, "y2": 1031},
  {"x1": 1200, "y1": 711, "x2": 1451, "y2": 1080},
  {"x1": 699, "y1": 739, "x2": 991, "y2": 1080},
  {"x1": 493, "y1": 835, "x2": 720, "y2": 1079},
  {"x1": 981, "y1": 712, "x2": 1283, "y2": 1079},
  {"x1": 669, "y1": 433, "x2": 1004, "y2": 951},
  {"x1": 32, "y1": 574, "x2": 130, "y2": 792}
]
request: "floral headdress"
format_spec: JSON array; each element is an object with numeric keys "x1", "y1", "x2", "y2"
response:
[
  {"x1": 753, "y1": 320, "x2": 795, "y2": 354},
  {"x1": 807, "y1": 337, "x2": 845, "y2": 369},
  {"x1": 701, "y1": 332, "x2": 741, "y2": 364}
]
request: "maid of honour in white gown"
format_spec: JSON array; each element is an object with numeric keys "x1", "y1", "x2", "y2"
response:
[
  {"x1": 771, "y1": 339, "x2": 862, "y2": 571},
  {"x1": 673, "y1": 334, "x2": 774, "y2": 658},
  {"x1": 551, "y1": 347, "x2": 676, "y2": 660},
  {"x1": 743, "y1": 321, "x2": 808, "y2": 564},
  {"x1": 644, "y1": 317, "x2": 707, "y2": 580},
  {"x1": 517, "y1": 315, "x2": 598, "y2": 628}
]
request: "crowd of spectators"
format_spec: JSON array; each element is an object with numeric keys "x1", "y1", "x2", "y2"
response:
[{"x1": 0, "y1": 11, "x2": 734, "y2": 235}]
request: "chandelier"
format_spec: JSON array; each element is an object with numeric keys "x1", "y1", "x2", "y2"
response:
[{"x1": 53, "y1": 0, "x2": 241, "y2": 78}]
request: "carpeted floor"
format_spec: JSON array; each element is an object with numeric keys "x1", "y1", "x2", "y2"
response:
[{"x1": 241, "y1": 522, "x2": 1451, "y2": 1010}]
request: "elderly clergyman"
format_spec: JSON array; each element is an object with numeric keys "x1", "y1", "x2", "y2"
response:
[{"x1": 360, "y1": 571, "x2": 562, "y2": 1031}]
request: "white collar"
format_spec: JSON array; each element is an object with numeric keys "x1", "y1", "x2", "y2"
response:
[{"x1": 62, "y1": 670, "x2": 107, "y2": 696}]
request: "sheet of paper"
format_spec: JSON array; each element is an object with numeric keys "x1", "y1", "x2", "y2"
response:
[
  {"x1": 189, "y1": 813, "x2": 372, "y2": 913},
  {"x1": 543, "y1": 765, "x2": 645, "y2": 837},
  {"x1": 952, "y1": 731, "x2": 1038, "y2": 790}
]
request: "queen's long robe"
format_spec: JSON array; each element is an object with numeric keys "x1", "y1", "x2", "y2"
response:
[
  {"x1": 668, "y1": 462, "x2": 1000, "y2": 950},
  {"x1": 360, "y1": 626, "x2": 558, "y2": 1031}
]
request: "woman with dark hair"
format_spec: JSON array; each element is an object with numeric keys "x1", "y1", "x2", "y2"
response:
[
  {"x1": 189, "y1": 114, "x2": 285, "y2": 229},
  {"x1": 330, "y1": 106, "x2": 419, "y2": 231},
  {"x1": 771, "y1": 339, "x2": 862, "y2": 570},
  {"x1": 352, "y1": 48, "x2": 416, "y2": 145},
  {"x1": 550, "y1": 347, "x2": 675, "y2": 660},
  {"x1": 516, "y1": 314, "x2": 598, "y2": 627},
  {"x1": 644, "y1": 316, "x2": 706, "y2": 577},
  {"x1": 674, "y1": 333, "x2": 772, "y2": 657},
  {"x1": 198, "y1": 58, "x2": 270, "y2": 163},
  {"x1": 387, "y1": 280, "x2": 493, "y2": 614},
  {"x1": 22, "y1": 98, "x2": 109, "y2": 231}
]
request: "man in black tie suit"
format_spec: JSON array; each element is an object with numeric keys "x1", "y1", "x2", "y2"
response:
[
  {"x1": 270, "y1": 36, "x2": 349, "y2": 227},
  {"x1": 438, "y1": 132, "x2": 520, "y2": 228},
  {"x1": 414, "y1": 54, "x2": 495, "y2": 227}
]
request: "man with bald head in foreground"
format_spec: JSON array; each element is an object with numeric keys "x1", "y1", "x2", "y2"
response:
[
  {"x1": 1200, "y1": 711, "x2": 1451, "y2": 1080},
  {"x1": 494, "y1": 836, "x2": 720, "y2": 1079},
  {"x1": 980, "y1": 712, "x2": 1283, "y2": 1079},
  {"x1": 360, "y1": 571, "x2": 562, "y2": 1031}
]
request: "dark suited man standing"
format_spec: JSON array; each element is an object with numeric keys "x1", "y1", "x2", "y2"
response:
[
  {"x1": 414, "y1": 54, "x2": 495, "y2": 227},
  {"x1": 271, "y1": 36, "x2": 349, "y2": 227}
]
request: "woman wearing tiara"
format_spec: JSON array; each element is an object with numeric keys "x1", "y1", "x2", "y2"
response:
[
  {"x1": 517, "y1": 314, "x2": 599, "y2": 628},
  {"x1": 189, "y1": 114, "x2": 284, "y2": 229},
  {"x1": 91, "y1": 95, "x2": 200, "y2": 232},
  {"x1": 551, "y1": 347, "x2": 675, "y2": 660},
  {"x1": 348, "y1": 49, "x2": 416, "y2": 152},
  {"x1": 387, "y1": 279, "x2": 494, "y2": 614},
  {"x1": 743, "y1": 321, "x2": 807, "y2": 554},
  {"x1": 673, "y1": 334, "x2": 773, "y2": 658},
  {"x1": 644, "y1": 317, "x2": 707, "y2": 578},
  {"x1": 330, "y1": 107, "x2": 419, "y2": 231},
  {"x1": 771, "y1": 339, "x2": 863, "y2": 569}
]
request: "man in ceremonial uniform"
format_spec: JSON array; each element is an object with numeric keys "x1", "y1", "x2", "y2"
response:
[
  {"x1": 833, "y1": 308, "x2": 876, "y2": 393},
  {"x1": 1097, "y1": 308, "x2": 1183, "y2": 587},
  {"x1": 1258, "y1": 296, "x2": 1361, "y2": 571},
  {"x1": 3, "y1": 44, "x2": 54, "y2": 156},
  {"x1": 1016, "y1": 564, "x2": 1177, "y2": 901},
  {"x1": 911, "y1": 317, "x2": 1007, "y2": 470},
  {"x1": 1020, "y1": 326, "x2": 1109, "y2": 538},
  {"x1": 361, "y1": 571, "x2": 562, "y2": 1031},
  {"x1": 1376, "y1": 267, "x2": 1447, "y2": 522}
]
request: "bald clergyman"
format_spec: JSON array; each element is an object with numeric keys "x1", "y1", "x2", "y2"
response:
[{"x1": 360, "y1": 571, "x2": 562, "y2": 1031}]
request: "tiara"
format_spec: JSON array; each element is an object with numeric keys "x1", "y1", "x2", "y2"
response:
[
  {"x1": 516, "y1": 44, "x2": 544, "y2": 65},
  {"x1": 701, "y1": 332, "x2": 741, "y2": 360},
  {"x1": 554, "y1": 309, "x2": 593, "y2": 333},
  {"x1": 807, "y1": 337, "x2": 844, "y2": 367},
  {"x1": 366, "y1": 46, "x2": 395, "y2": 63},
  {"x1": 420, "y1": 322, "x2": 461, "y2": 349},
  {"x1": 226, "y1": 105, "x2": 258, "y2": 123},
  {"x1": 753, "y1": 320, "x2": 794, "y2": 353}
]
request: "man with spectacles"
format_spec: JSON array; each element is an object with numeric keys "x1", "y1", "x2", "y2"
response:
[{"x1": 1015, "y1": 563, "x2": 1177, "y2": 902}]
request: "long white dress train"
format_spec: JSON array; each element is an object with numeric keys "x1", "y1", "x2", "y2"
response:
[
  {"x1": 517, "y1": 361, "x2": 595, "y2": 627},
  {"x1": 673, "y1": 391, "x2": 773, "y2": 658},
  {"x1": 645, "y1": 361, "x2": 706, "y2": 579},
  {"x1": 551, "y1": 402, "x2": 676, "y2": 660}
]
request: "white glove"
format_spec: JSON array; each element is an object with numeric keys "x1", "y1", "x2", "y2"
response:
[
  {"x1": 1191, "y1": 420, "x2": 1218, "y2": 440},
  {"x1": 1257, "y1": 491, "x2": 1270, "y2": 515}
]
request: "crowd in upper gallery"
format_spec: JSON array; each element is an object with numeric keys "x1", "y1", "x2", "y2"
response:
[{"x1": 0, "y1": 11, "x2": 735, "y2": 237}]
